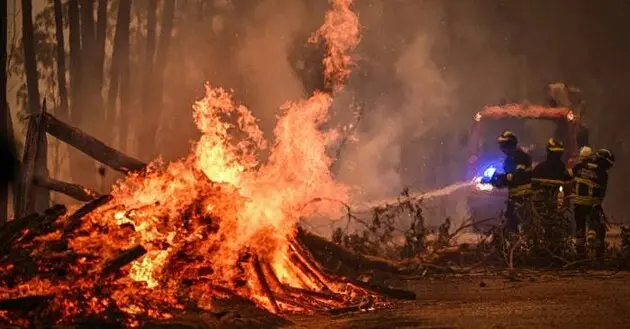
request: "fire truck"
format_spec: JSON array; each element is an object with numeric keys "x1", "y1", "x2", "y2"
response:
[{"x1": 464, "y1": 84, "x2": 588, "y2": 231}]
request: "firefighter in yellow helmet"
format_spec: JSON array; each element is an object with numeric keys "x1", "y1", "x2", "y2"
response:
[
  {"x1": 532, "y1": 138, "x2": 572, "y2": 206},
  {"x1": 570, "y1": 148, "x2": 615, "y2": 258},
  {"x1": 531, "y1": 138, "x2": 572, "y2": 241},
  {"x1": 482, "y1": 130, "x2": 533, "y2": 232}
]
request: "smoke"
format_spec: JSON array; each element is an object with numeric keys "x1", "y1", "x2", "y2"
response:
[
  {"x1": 234, "y1": 0, "x2": 310, "y2": 135},
  {"x1": 335, "y1": 1, "x2": 461, "y2": 205}
]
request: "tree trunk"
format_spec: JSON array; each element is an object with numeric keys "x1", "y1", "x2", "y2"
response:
[
  {"x1": 117, "y1": 0, "x2": 132, "y2": 153},
  {"x1": 21, "y1": 0, "x2": 49, "y2": 214},
  {"x1": 73, "y1": 0, "x2": 98, "y2": 190},
  {"x1": 107, "y1": 0, "x2": 128, "y2": 144},
  {"x1": 53, "y1": 0, "x2": 69, "y2": 122},
  {"x1": 143, "y1": 0, "x2": 175, "y2": 161},
  {"x1": 1, "y1": 0, "x2": 8, "y2": 223},
  {"x1": 68, "y1": 0, "x2": 88, "y2": 189},
  {"x1": 139, "y1": 0, "x2": 158, "y2": 161},
  {"x1": 95, "y1": 0, "x2": 108, "y2": 88}
]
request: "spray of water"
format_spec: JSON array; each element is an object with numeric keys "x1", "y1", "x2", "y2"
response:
[{"x1": 353, "y1": 181, "x2": 476, "y2": 212}]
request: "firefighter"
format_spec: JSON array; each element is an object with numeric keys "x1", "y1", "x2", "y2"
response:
[
  {"x1": 531, "y1": 138, "x2": 572, "y2": 242},
  {"x1": 570, "y1": 148, "x2": 614, "y2": 258},
  {"x1": 532, "y1": 138, "x2": 572, "y2": 207},
  {"x1": 482, "y1": 130, "x2": 533, "y2": 232}
]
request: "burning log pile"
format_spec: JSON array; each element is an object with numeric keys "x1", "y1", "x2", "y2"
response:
[{"x1": 0, "y1": 193, "x2": 411, "y2": 327}]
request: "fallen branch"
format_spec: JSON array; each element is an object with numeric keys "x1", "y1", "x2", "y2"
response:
[
  {"x1": 33, "y1": 175, "x2": 100, "y2": 202},
  {"x1": 44, "y1": 112, "x2": 146, "y2": 174}
]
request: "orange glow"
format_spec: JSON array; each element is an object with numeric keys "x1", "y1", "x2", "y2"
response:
[{"x1": 0, "y1": 0, "x2": 377, "y2": 326}]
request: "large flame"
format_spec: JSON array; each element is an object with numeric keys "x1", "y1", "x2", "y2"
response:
[{"x1": 0, "y1": 0, "x2": 364, "y2": 326}]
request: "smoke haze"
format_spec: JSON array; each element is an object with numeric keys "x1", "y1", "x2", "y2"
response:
[{"x1": 7, "y1": 0, "x2": 630, "y2": 222}]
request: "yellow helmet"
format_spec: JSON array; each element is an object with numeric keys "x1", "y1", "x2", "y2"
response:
[
  {"x1": 546, "y1": 138, "x2": 564, "y2": 153},
  {"x1": 497, "y1": 130, "x2": 518, "y2": 146}
]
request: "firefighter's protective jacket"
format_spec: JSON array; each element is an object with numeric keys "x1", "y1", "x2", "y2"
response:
[
  {"x1": 531, "y1": 156, "x2": 571, "y2": 201},
  {"x1": 569, "y1": 160, "x2": 608, "y2": 206},
  {"x1": 490, "y1": 147, "x2": 533, "y2": 197}
]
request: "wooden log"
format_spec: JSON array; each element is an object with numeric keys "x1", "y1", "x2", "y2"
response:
[
  {"x1": 17, "y1": 106, "x2": 49, "y2": 218},
  {"x1": 100, "y1": 245, "x2": 147, "y2": 277},
  {"x1": 252, "y1": 255, "x2": 280, "y2": 314},
  {"x1": 0, "y1": 295, "x2": 53, "y2": 311},
  {"x1": 33, "y1": 175, "x2": 100, "y2": 202},
  {"x1": 44, "y1": 112, "x2": 146, "y2": 174},
  {"x1": 0, "y1": 205, "x2": 65, "y2": 253},
  {"x1": 16, "y1": 204, "x2": 67, "y2": 245},
  {"x1": 296, "y1": 228, "x2": 403, "y2": 274},
  {"x1": 62, "y1": 194, "x2": 113, "y2": 236},
  {"x1": 0, "y1": 213, "x2": 40, "y2": 253}
]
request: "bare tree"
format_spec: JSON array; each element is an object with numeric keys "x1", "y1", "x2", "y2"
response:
[
  {"x1": 21, "y1": 0, "x2": 49, "y2": 214},
  {"x1": 1, "y1": 0, "x2": 8, "y2": 222},
  {"x1": 143, "y1": 0, "x2": 176, "y2": 161},
  {"x1": 139, "y1": 0, "x2": 158, "y2": 161},
  {"x1": 118, "y1": 0, "x2": 132, "y2": 153},
  {"x1": 107, "y1": 0, "x2": 130, "y2": 145},
  {"x1": 95, "y1": 0, "x2": 108, "y2": 88},
  {"x1": 71, "y1": 0, "x2": 98, "y2": 189},
  {"x1": 53, "y1": 0, "x2": 69, "y2": 122}
]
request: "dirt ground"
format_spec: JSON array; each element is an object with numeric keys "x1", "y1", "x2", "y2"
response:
[{"x1": 287, "y1": 271, "x2": 630, "y2": 329}]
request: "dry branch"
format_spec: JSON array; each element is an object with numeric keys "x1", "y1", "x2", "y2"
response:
[
  {"x1": 33, "y1": 175, "x2": 100, "y2": 202},
  {"x1": 44, "y1": 112, "x2": 146, "y2": 174}
]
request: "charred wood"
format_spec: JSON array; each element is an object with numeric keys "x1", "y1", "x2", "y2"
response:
[
  {"x1": 252, "y1": 255, "x2": 281, "y2": 314},
  {"x1": 44, "y1": 112, "x2": 146, "y2": 174},
  {"x1": 100, "y1": 245, "x2": 147, "y2": 278},
  {"x1": 33, "y1": 175, "x2": 100, "y2": 202},
  {"x1": 0, "y1": 295, "x2": 53, "y2": 311},
  {"x1": 17, "y1": 204, "x2": 67, "y2": 245},
  {"x1": 328, "y1": 296, "x2": 374, "y2": 315},
  {"x1": 62, "y1": 195, "x2": 113, "y2": 237}
]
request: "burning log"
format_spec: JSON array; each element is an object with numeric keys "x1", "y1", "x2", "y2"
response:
[
  {"x1": 62, "y1": 194, "x2": 113, "y2": 236},
  {"x1": 101, "y1": 245, "x2": 148, "y2": 278},
  {"x1": 33, "y1": 175, "x2": 100, "y2": 202},
  {"x1": 44, "y1": 112, "x2": 146, "y2": 174},
  {"x1": 328, "y1": 295, "x2": 374, "y2": 315},
  {"x1": 251, "y1": 255, "x2": 280, "y2": 314},
  {"x1": 0, "y1": 205, "x2": 66, "y2": 253}
]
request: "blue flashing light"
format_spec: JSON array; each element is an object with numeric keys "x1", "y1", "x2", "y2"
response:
[{"x1": 483, "y1": 166, "x2": 496, "y2": 178}]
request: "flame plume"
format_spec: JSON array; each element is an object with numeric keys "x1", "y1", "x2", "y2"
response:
[
  {"x1": 310, "y1": 0, "x2": 361, "y2": 91},
  {"x1": 0, "y1": 0, "x2": 370, "y2": 326}
]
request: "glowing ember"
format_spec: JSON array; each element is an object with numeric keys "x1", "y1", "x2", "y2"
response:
[{"x1": 0, "y1": 0, "x2": 376, "y2": 326}]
